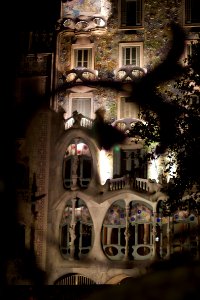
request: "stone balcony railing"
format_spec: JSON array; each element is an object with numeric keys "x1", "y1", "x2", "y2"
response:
[
  {"x1": 64, "y1": 114, "x2": 93, "y2": 130},
  {"x1": 106, "y1": 176, "x2": 161, "y2": 193},
  {"x1": 62, "y1": 66, "x2": 147, "y2": 85},
  {"x1": 114, "y1": 65, "x2": 147, "y2": 81},
  {"x1": 62, "y1": 67, "x2": 98, "y2": 84}
]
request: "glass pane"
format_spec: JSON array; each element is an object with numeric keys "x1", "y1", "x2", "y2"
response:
[
  {"x1": 72, "y1": 98, "x2": 91, "y2": 117},
  {"x1": 131, "y1": 47, "x2": 136, "y2": 65},
  {"x1": 126, "y1": 1, "x2": 136, "y2": 26},
  {"x1": 74, "y1": 49, "x2": 92, "y2": 68},
  {"x1": 129, "y1": 202, "x2": 152, "y2": 223},
  {"x1": 82, "y1": 224, "x2": 92, "y2": 247},
  {"x1": 61, "y1": 224, "x2": 69, "y2": 247},
  {"x1": 104, "y1": 200, "x2": 125, "y2": 225}
]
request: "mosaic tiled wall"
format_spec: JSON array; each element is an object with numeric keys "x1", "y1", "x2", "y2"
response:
[{"x1": 56, "y1": 0, "x2": 183, "y2": 120}]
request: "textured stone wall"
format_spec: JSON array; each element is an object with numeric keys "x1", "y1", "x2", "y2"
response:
[
  {"x1": 56, "y1": 0, "x2": 184, "y2": 121},
  {"x1": 25, "y1": 109, "x2": 51, "y2": 270}
]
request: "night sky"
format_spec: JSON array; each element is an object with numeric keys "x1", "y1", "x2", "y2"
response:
[{"x1": 12, "y1": 0, "x2": 60, "y2": 30}]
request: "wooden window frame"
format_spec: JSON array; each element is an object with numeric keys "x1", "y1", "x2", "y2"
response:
[
  {"x1": 71, "y1": 44, "x2": 94, "y2": 69},
  {"x1": 119, "y1": 42, "x2": 143, "y2": 68}
]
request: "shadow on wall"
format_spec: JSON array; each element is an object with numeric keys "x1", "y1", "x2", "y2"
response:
[{"x1": 3, "y1": 253, "x2": 200, "y2": 299}]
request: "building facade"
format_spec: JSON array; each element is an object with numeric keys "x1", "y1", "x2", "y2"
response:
[{"x1": 10, "y1": 0, "x2": 200, "y2": 285}]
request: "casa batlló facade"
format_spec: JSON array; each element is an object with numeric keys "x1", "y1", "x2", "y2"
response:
[{"x1": 11, "y1": 0, "x2": 200, "y2": 285}]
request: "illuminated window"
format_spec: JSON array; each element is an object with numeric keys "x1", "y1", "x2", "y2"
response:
[
  {"x1": 72, "y1": 45, "x2": 94, "y2": 69},
  {"x1": 68, "y1": 93, "x2": 93, "y2": 118},
  {"x1": 101, "y1": 200, "x2": 153, "y2": 260},
  {"x1": 113, "y1": 148, "x2": 147, "y2": 179},
  {"x1": 60, "y1": 199, "x2": 93, "y2": 259},
  {"x1": 118, "y1": 96, "x2": 140, "y2": 119},
  {"x1": 102, "y1": 200, "x2": 126, "y2": 260},
  {"x1": 185, "y1": 0, "x2": 200, "y2": 25},
  {"x1": 119, "y1": 0, "x2": 143, "y2": 28},
  {"x1": 63, "y1": 138, "x2": 92, "y2": 189},
  {"x1": 119, "y1": 43, "x2": 143, "y2": 67}
]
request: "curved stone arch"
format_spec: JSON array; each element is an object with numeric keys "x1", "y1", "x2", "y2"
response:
[
  {"x1": 54, "y1": 272, "x2": 96, "y2": 285},
  {"x1": 105, "y1": 191, "x2": 156, "y2": 210},
  {"x1": 58, "y1": 196, "x2": 94, "y2": 260},
  {"x1": 105, "y1": 274, "x2": 132, "y2": 285},
  {"x1": 49, "y1": 127, "x2": 101, "y2": 207}
]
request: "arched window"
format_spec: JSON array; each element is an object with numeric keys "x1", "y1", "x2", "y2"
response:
[
  {"x1": 128, "y1": 202, "x2": 153, "y2": 259},
  {"x1": 63, "y1": 138, "x2": 92, "y2": 189},
  {"x1": 101, "y1": 200, "x2": 153, "y2": 260},
  {"x1": 60, "y1": 198, "x2": 93, "y2": 259},
  {"x1": 102, "y1": 200, "x2": 126, "y2": 260}
]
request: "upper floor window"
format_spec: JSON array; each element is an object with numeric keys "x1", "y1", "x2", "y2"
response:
[
  {"x1": 71, "y1": 45, "x2": 94, "y2": 69},
  {"x1": 119, "y1": 43, "x2": 143, "y2": 68},
  {"x1": 185, "y1": 0, "x2": 200, "y2": 25},
  {"x1": 119, "y1": 0, "x2": 143, "y2": 28},
  {"x1": 118, "y1": 96, "x2": 140, "y2": 119},
  {"x1": 69, "y1": 93, "x2": 93, "y2": 118},
  {"x1": 63, "y1": 138, "x2": 92, "y2": 190}
]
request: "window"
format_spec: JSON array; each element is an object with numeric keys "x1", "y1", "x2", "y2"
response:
[
  {"x1": 119, "y1": 43, "x2": 143, "y2": 68},
  {"x1": 63, "y1": 138, "x2": 92, "y2": 189},
  {"x1": 122, "y1": 46, "x2": 140, "y2": 66},
  {"x1": 116, "y1": 43, "x2": 144, "y2": 80},
  {"x1": 60, "y1": 199, "x2": 94, "y2": 260},
  {"x1": 120, "y1": 149, "x2": 147, "y2": 179},
  {"x1": 185, "y1": 0, "x2": 200, "y2": 25},
  {"x1": 101, "y1": 200, "x2": 153, "y2": 260},
  {"x1": 118, "y1": 96, "x2": 140, "y2": 119},
  {"x1": 120, "y1": 0, "x2": 143, "y2": 28},
  {"x1": 183, "y1": 40, "x2": 198, "y2": 61},
  {"x1": 69, "y1": 93, "x2": 93, "y2": 118},
  {"x1": 71, "y1": 45, "x2": 94, "y2": 69},
  {"x1": 172, "y1": 208, "x2": 198, "y2": 256}
]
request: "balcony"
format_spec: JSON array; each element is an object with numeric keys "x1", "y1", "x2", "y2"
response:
[
  {"x1": 62, "y1": 67, "x2": 98, "y2": 84},
  {"x1": 56, "y1": 15, "x2": 107, "y2": 35}
]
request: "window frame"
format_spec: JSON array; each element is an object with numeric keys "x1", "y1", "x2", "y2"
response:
[
  {"x1": 71, "y1": 44, "x2": 94, "y2": 69},
  {"x1": 62, "y1": 139, "x2": 93, "y2": 190},
  {"x1": 68, "y1": 92, "x2": 94, "y2": 119},
  {"x1": 119, "y1": 0, "x2": 143, "y2": 29},
  {"x1": 184, "y1": 0, "x2": 200, "y2": 26},
  {"x1": 117, "y1": 95, "x2": 140, "y2": 119},
  {"x1": 119, "y1": 42, "x2": 144, "y2": 68},
  {"x1": 101, "y1": 200, "x2": 153, "y2": 261},
  {"x1": 60, "y1": 199, "x2": 94, "y2": 260}
]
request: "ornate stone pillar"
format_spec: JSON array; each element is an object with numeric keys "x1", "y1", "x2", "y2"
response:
[
  {"x1": 71, "y1": 139, "x2": 79, "y2": 191},
  {"x1": 69, "y1": 197, "x2": 77, "y2": 260},
  {"x1": 123, "y1": 203, "x2": 130, "y2": 261}
]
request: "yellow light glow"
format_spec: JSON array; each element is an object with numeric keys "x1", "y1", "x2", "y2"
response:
[
  {"x1": 148, "y1": 159, "x2": 159, "y2": 182},
  {"x1": 99, "y1": 149, "x2": 113, "y2": 185}
]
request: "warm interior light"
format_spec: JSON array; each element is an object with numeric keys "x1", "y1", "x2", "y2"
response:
[{"x1": 99, "y1": 149, "x2": 113, "y2": 185}]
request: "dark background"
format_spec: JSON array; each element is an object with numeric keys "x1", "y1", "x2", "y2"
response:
[{"x1": 0, "y1": 0, "x2": 60, "y2": 286}]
